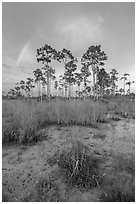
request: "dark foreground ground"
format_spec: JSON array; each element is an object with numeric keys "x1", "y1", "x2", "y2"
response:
[{"x1": 2, "y1": 118, "x2": 135, "y2": 202}]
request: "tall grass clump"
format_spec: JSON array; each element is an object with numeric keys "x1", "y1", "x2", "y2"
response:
[
  {"x1": 48, "y1": 140, "x2": 101, "y2": 189},
  {"x1": 2, "y1": 99, "x2": 108, "y2": 144},
  {"x1": 2, "y1": 100, "x2": 42, "y2": 144},
  {"x1": 53, "y1": 99, "x2": 108, "y2": 124}
]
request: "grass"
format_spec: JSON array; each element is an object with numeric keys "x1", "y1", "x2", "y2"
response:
[
  {"x1": 48, "y1": 140, "x2": 102, "y2": 189},
  {"x1": 100, "y1": 155, "x2": 135, "y2": 202},
  {"x1": 2, "y1": 96, "x2": 135, "y2": 202},
  {"x1": 22, "y1": 176, "x2": 61, "y2": 202},
  {"x1": 2, "y1": 192, "x2": 9, "y2": 202},
  {"x1": 101, "y1": 173, "x2": 135, "y2": 202},
  {"x1": 2, "y1": 96, "x2": 135, "y2": 144},
  {"x1": 100, "y1": 171, "x2": 135, "y2": 202},
  {"x1": 107, "y1": 96, "x2": 135, "y2": 118},
  {"x1": 93, "y1": 133, "x2": 106, "y2": 140},
  {"x1": 2, "y1": 99, "x2": 108, "y2": 144},
  {"x1": 35, "y1": 177, "x2": 60, "y2": 202},
  {"x1": 47, "y1": 140, "x2": 135, "y2": 201}
]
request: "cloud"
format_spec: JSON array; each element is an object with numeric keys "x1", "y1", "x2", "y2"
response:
[
  {"x1": 2, "y1": 30, "x2": 47, "y2": 92},
  {"x1": 2, "y1": 63, "x2": 10, "y2": 69},
  {"x1": 2, "y1": 56, "x2": 16, "y2": 74},
  {"x1": 2, "y1": 54, "x2": 33, "y2": 88},
  {"x1": 55, "y1": 15, "x2": 103, "y2": 53}
]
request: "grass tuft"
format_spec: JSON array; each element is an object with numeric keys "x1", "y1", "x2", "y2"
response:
[
  {"x1": 35, "y1": 177, "x2": 60, "y2": 202},
  {"x1": 48, "y1": 140, "x2": 101, "y2": 189}
]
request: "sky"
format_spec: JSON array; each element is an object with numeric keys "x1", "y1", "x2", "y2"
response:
[{"x1": 2, "y1": 2, "x2": 135, "y2": 94}]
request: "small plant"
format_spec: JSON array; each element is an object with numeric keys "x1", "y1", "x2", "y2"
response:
[
  {"x1": 111, "y1": 115, "x2": 121, "y2": 121},
  {"x1": 18, "y1": 126, "x2": 42, "y2": 144},
  {"x1": 49, "y1": 140, "x2": 101, "y2": 189},
  {"x1": 35, "y1": 177, "x2": 60, "y2": 202}
]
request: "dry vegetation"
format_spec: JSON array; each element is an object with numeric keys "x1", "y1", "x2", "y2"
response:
[
  {"x1": 100, "y1": 155, "x2": 135, "y2": 202},
  {"x1": 2, "y1": 97, "x2": 134, "y2": 144},
  {"x1": 47, "y1": 140, "x2": 135, "y2": 202},
  {"x1": 2, "y1": 96, "x2": 135, "y2": 202},
  {"x1": 3, "y1": 99, "x2": 108, "y2": 144},
  {"x1": 48, "y1": 140, "x2": 101, "y2": 188}
]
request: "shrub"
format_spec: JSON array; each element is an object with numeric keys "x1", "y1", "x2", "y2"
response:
[{"x1": 48, "y1": 140, "x2": 101, "y2": 189}]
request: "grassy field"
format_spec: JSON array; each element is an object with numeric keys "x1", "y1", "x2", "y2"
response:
[
  {"x1": 2, "y1": 96, "x2": 135, "y2": 144},
  {"x1": 2, "y1": 96, "x2": 135, "y2": 202}
]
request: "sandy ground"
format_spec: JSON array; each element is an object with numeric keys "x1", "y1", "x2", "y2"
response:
[{"x1": 2, "y1": 119, "x2": 135, "y2": 202}]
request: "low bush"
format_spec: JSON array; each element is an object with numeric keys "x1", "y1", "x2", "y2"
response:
[{"x1": 48, "y1": 140, "x2": 102, "y2": 189}]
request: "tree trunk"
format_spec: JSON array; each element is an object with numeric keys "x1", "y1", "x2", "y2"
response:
[
  {"x1": 129, "y1": 84, "x2": 131, "y2": 95},
  {"x1": 46, "y1": 63, "x2": 50, "y2": 98},
  {"x1": 72, "y1": 85, "x2": 73, "y2": 97},
  {"x1": 100, "y1": 85, "x2": 103, "y2": 98},
  {"x1": 68, "y1": 83, "x2": 71, "y2": 99},
  {"x1": 47, "y1": 73, "x2": 50, "y2": 98},
  {"x1": 44, "y1": 86, "x2": 46, "y2": 95},
  {"x1": 95, "y1": 71, "x2": 98, "y2": 99},
  {"x1": 37, "y1": 81, "x2": 41, "y2": 98},
  {"x1": 64, "y1": 66, "x2": 67, "y2": 99},
  {"x1": 111, "y1": 83, "x2": 115, "y2": 95},
  {"x1": 39, "y1": 82, "x2": 42, "y2": 102},
  {"x1": 124, "y1": 79, "x2": 125, "y2": 95},
  {"x1": 49, "y1": 77, "x2": 51, "y2": 97},
  {"x1": 30, "y1": 89, "x2": 33, "y2": 97},
  {"x1": 78, "y1": 84, "x2": 80, "y2": 98},
  {"x1": 62, "y1": 87, "x2": 64, "y2": 97},
  {"x1": 92, "y1": 64, "x2": 96, "y2": 100},
  {"x1": 65, "y1": 86, "x2": 67, "y2": 98},
  {"x1": 84, "y1": 77, "x2": 87, "y2": 100},
  {"x1": 93, "y1": 72, "x2": 95, "y2": 99}
]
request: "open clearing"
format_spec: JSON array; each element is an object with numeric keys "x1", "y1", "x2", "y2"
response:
[{"x1": 2, "y1": 118, "x2": 135, "y2": 202}]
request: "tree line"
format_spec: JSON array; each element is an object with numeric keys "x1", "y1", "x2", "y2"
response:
[{"x1": 5, "y1": 44, "x2": 134, "y2": 100}]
